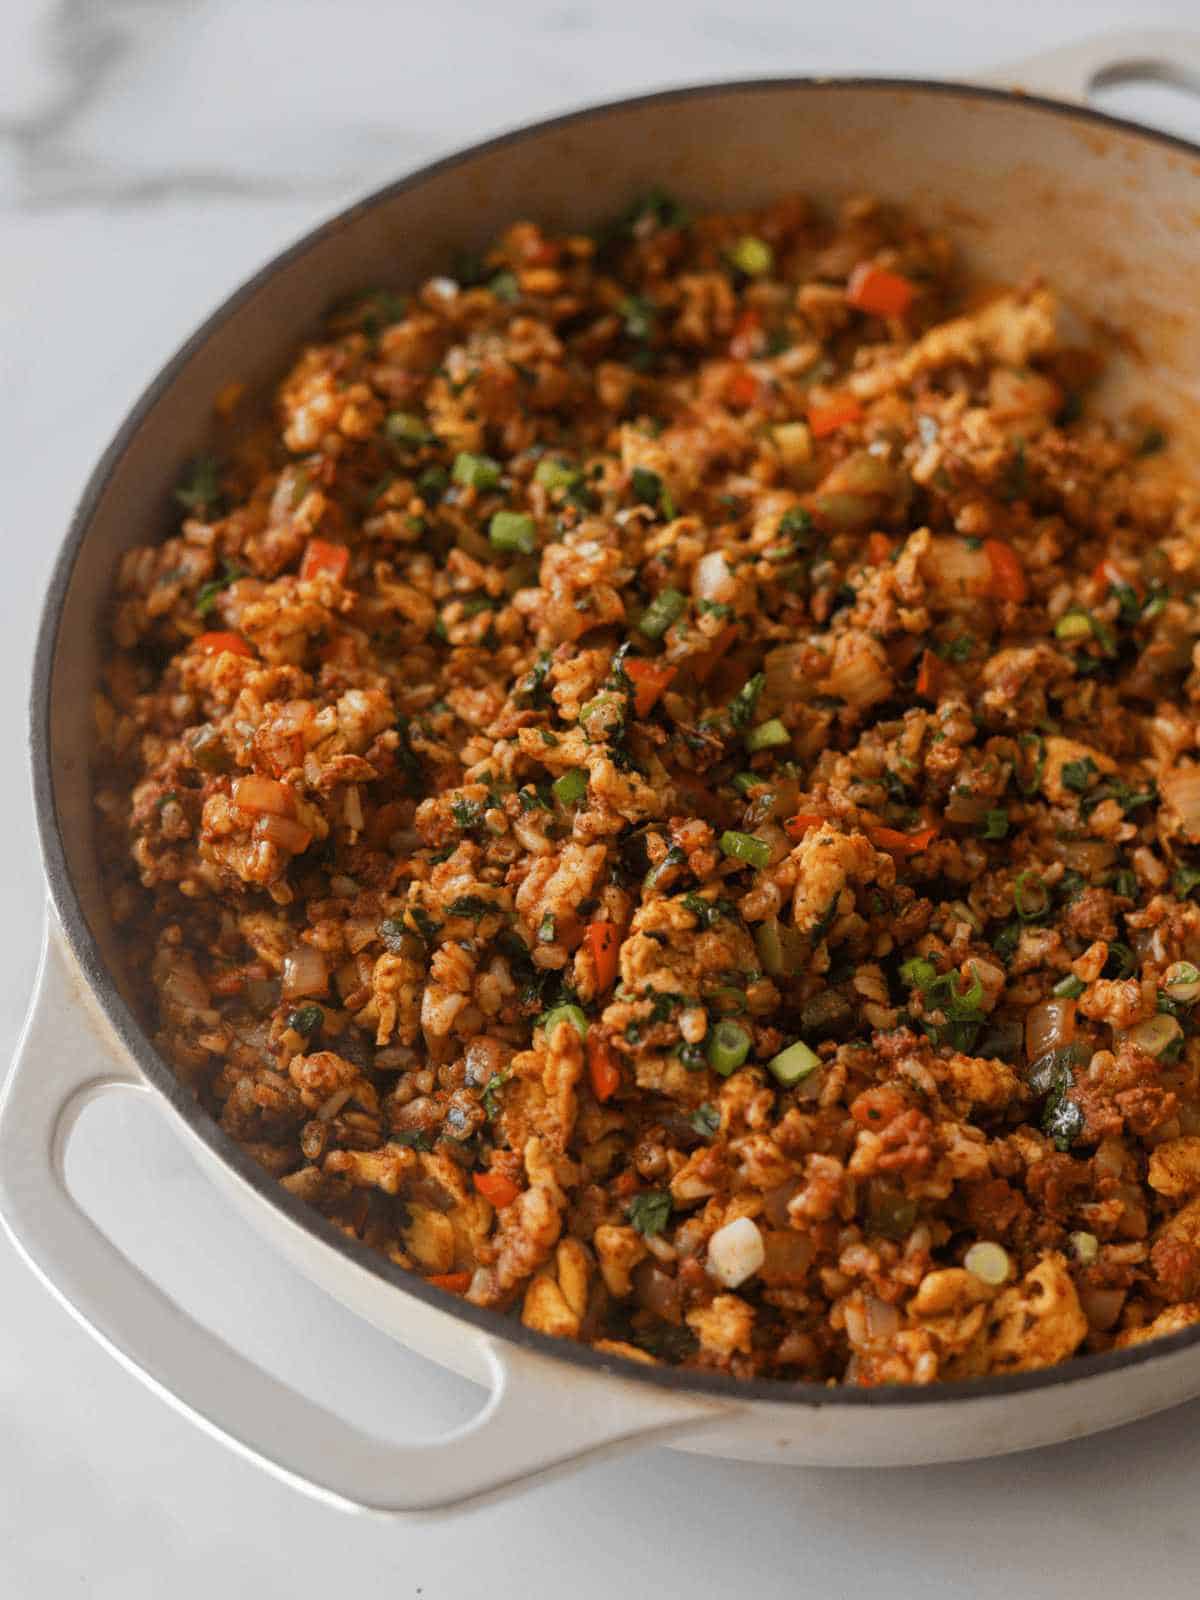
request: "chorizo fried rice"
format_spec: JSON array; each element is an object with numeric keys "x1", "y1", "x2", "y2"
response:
[{"x1": 95, "y1": 191, "x2": 1200, "y2": 1385}]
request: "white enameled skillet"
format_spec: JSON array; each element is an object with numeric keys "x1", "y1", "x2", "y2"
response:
[{"x1": 9, "y1": 29, "x2": 1200, "y2": 1514}]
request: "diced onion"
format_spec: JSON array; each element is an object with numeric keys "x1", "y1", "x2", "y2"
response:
[
  {"x1": 762, "y1": 1181, "x2": 803, "y2": 1228},
  {"x1": 706, "y1": 1216, "x2": 765, "y2": 1288},
  {"x1": 964, "y1": 1241, "x2": 1011, "y2": 1285},
  {"x1": 257, "y1": 814, "x2": 313, "y2": 853},
  {"x1": 824, "y1": 636, "x2": 891, "y2": 708},
  {"x1": 161, "y1": 966, "x2": 211, "y2": 1011},
  {"x1": 232, "y1": 775, "x2": 294, "y2": 816},
  {"x1": 1079, "y1": 1285, "x2": 1126, "y2": 1331},
  {"x1": 1163, "y1": 961, "x2": 1200, "y2": 1003},
  {"x1": 282, "y1": 945, "x2": 329, "y2": 999},
  {"x1": 1059, "y1": 839, "x2": 1116, "y2": 876},
  {"x1": 1025, "y1": 997, "x2": 1075, "y2": 1062},
  {"x1": 758, "y1": 1229, "x2": 815, "y2": 1286},
  {"x1": 693, "y1": 550, "x2": 737, "y2": 605},
  {"x1": 632, "y1": 1259, "x2": 681, "y2": 1320},
  {"x1": 763, "y1": 642, "x2": 812, "y2": 703},
  {"x1": 317, "y1": 1087, "x2": 353, "y2": 1122},
  {"x1": 1069, "y1": 1230, "x2": 1100, "y2": 1265},
  {"x1": 925, "y1": 535, "x2": 993, "y2": 596},
  {"x1": 1161, "y1": 762, "x2": 1200, "y2": 841},
  {"x1": 773, "y1": 423, "x2": 811, "y2": 467},
  {"x1": 820, "y1": 449, "x2": 902, "y2": 498},
  {"x1": 864, "y1": 1294, "x2": 901, "y2": 1340},
  {"x1": 1127, "y1": 1013, "x2": 1182, "y2": 1057}
]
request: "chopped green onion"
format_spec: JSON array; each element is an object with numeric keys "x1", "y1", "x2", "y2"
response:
[
  {"x1": 767, "y1": 1038, "x2": 821, "y2": 1087},
  {"x1": 979, "y1": 808, "x2": 1009, "y2": 840},
  {"x1": 729, "y1": 235, "x2": 773, "y2": 277},
  {"x1": 579, "y1": 690, "x2": 625, "y2": 743},
  {"x1": 1017, "y1": 731, "x2": 1045, "y2": 796},
  {"x1": 964, "y1": 1241, "x2": 1011, "y2": 1285},
  {"x1": 538, "y1": 912, "x2": 556, "y2": 944},
  {"x1": 489, "y1": 510, "x2": 537, "y2": 554},
  {"x1": 707, "y1": 1019, "x2": 751, "y2": 1076},
  {"x1": 1163, "y1": 961, "x2": 1200, "y2": 1003},
  {"x1": 755, "y1": 921, "x2": 784, "y2": 976},
  {"x1": 385, "y1": 411, "x2": 431, "y2": 446},
  {"x1": 1052, "y1": 974, "x2": 1085, "y2": 999},
  {"x1": 552, "y1": 768, "x2": 588, "y2": 808},
  {"x1": 417, "y1": 464, "x2": 449, "y2": 501},
  {"x1": 745, "y1": 717, "x2": 790, "y2": 753},
  {"x1": 541, "y1": 1003, "x2": 589, "y2": 1040},
  {"x1": 638, "y1": 587, "x2": 687, "y2": 639},
  {"x1": 720, "y1": 830, "x2": 771, "y2": 869},
  {"x1": 1110, "y1": 868, "x2": 1137, "y2": 901},
  {"x1": 630, "y1": 466, "x2": 666, "y2": 509},
  {"x1": 452, "y1": 452, "x2": 502, "y2": 490},
  {"x1": 899, "y1": 956, "x2": 938, "y2": 990},
  {"x1": 728, "y1": 673, "x2": 765, "y2": 729},
  {"x1": 732, "y1": 771, "x2": 764, "y2": 795},
  {"x1": 488, "y1": 270, "x2": 519, "y2": 302},
  {"x1": 286, "y1": 1003, "x2": 324, "y2": 1038},
  {"x1": 1054, "y1": 608, "x2": 1094, "y2": 642},
  {"x1": 689, "y1": 1103, "x2": 720, "y2": 1138},
  {"x1": 1014, "y1": 869, "x2": 1049, "y2": 921},
  {"x1": 534, "y1": 457, "x2": 581, "y2": 491},
  {"x1": 1174, "y1": 864, "x2": 1200, "y2": 899}
]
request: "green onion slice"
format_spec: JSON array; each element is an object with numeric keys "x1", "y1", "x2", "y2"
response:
[
  {"x1": 707, "y1": 1019, "x2": 751, "y2": 1076},
  {"x1": 767, "y1": 1038, "x2": 821, "y2": 1086}
]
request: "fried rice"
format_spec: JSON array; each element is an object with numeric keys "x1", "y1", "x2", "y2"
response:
[{"x1": 93, "y1": 189, "x2": 1200, "y2": 1384}]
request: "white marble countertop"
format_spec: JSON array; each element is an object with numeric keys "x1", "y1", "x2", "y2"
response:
[{"x1": 7, "y1": 1, "x2": 1200, "y2": 1594}]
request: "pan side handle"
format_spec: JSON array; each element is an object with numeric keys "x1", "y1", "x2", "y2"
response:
[
  {"x1": 975, "y1": 28, "x2": 1200, "y2": 105},
  {"x1": 0, "y1": 920, "x2": 731, "y2": 1515}
]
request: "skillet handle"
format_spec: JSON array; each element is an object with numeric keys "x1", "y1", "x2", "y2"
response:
[
  {"x1": 0, "y1": 922, "x2": 730, "y2": 1514},
  {"x1": 976, "y1": 28, "x2": 1200, "y2": 104}
]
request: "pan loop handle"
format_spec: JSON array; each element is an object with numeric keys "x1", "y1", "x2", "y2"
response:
[
  {"x1": 975, "y1": 27, "x2": 1200, "y2": 105},
  {"x1": 0, "y1": 920, "x2": 730, "y2": 1513}
]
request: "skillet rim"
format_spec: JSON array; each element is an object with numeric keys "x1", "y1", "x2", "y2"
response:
[{"x1": 30, "y1": 72, "x2": 1200, "y2": 1410}]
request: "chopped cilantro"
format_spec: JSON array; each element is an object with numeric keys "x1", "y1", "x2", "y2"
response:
[
  {"x1": 195, "y1": 560, "x2": 244, "y2": 617},
  {"x1": 680, "y1": 893, "x2": 735, "y2": 929},
  {"x1": 286, "y1": 1004, "x2": 323, "y2": 1038},
  {"x1": 175, "y1": 456, "x2": 221, "y2": 514},
  {"x1": 447, "y1": 895, "x2": 499, "y2": 921},
  {"x1": 481, "y1": 1072, "x2": 508, "y2": 1120},
  {"x1": 392, "y1": 1129, "x2": 433, "y2": 1152},
  {"x1": 627, "y1": 1189, "x2": 672, "y2": 1237},
  {"x1": 517, "y1": 649, "x2": 553, "y2": 709},
  {"x1": 688, "y1": 1103, "x2": 721, "y2": 1139},
  {"x1": 1060, "y1": 757, "x2": 1099, "y2": 793},
  {"x1": 980, "y1": 809, "x2": 1009, "y2": 841},
  {"x1": 936, "y1": 634, "x2": 975, "y2": 663}
]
